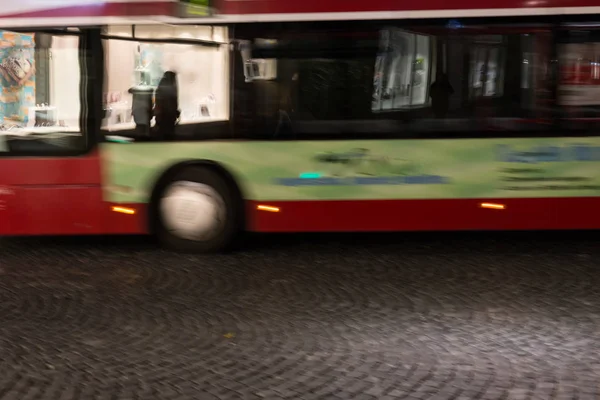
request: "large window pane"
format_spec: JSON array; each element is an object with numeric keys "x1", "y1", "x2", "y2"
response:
[
  {"x1": 412, "y1": 34, "x2": 431, "y2": 106},
  {"x1": 372, "y1": 29, "x2": 432, "y2": 111},
  {"x1": 557, "y1": 28, "x2": 600, "y2": 131},
  {"x1": 232, "y1": 22, "x2": 555, "y2": 139},
  {"x1": 233, "y1": 27, "x2": 381, "y2": 138},
  {"x1": 410, "y1": 26, "x2": 552, "y2": 134},
  {"x1": 468, "y1": 38, "x2": 505, "y2": 99},
  {"x1": 102, "y1": 25, "x2": 229, "y2": 136},
  {"x1": 0, "y1": 30, "x2": 84, "y2": 154}
]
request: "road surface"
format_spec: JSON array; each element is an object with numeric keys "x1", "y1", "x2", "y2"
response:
[{"x1": 0, "y1": 232, "x2": 598, "y2": 399}]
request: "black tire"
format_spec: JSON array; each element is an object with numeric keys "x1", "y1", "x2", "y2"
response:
[{"x1": 155, "y1": 166, "x2": 241, "y2": 253}]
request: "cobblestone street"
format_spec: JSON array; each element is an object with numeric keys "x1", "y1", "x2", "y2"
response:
[{"x1": 0, "y1": 232, "x2": 600, "y2": 399}]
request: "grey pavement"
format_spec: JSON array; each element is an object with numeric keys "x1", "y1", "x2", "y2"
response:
[{"x1": 0, "y1": 232, "x2": 599, "y2": 399}]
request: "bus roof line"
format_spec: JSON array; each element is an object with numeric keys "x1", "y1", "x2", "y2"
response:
[{"x1": 3, "y1": 6, "x2": 600, "y2": 28}]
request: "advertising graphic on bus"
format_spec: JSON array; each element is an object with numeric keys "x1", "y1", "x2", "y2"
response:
[
  {"x1": 3, "y1": 0, "x2": 600, "y2": 251},
  {"x1": 179, "y1": 0, "x2": 211, "y2": 17}
]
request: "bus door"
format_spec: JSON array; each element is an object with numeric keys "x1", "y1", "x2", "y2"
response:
[{"x1": 0, "y1": 28, "x2": 105, "y2": 235}]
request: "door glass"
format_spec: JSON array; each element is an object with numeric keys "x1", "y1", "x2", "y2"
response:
[{"x1": 0, "y1": 30, "x2": 86, "y2": 154}]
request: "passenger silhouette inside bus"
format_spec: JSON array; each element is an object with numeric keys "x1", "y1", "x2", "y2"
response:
[
  {"x1": 429, "y1": 73, "x2": 454, "y2": 118},
  {"x1": 154, "y1": 71, "x2": 180, "y2": 141}
]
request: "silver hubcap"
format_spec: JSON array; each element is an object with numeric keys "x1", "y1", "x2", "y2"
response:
[{"x1": 160, "y1": 181, "x2": 226, "y2": 241}]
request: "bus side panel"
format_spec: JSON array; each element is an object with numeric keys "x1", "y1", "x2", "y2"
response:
[
  {"x1": 14, "y1": 185, "x2": 105, "y2": 235},
  {"x1": 247, "y1": 197, "x2": 600, "y2": 232},
  {"x1": 0, "y1": 152, "x2": 107, "y2": 235},
  {"x1": 0, "y1": 185, "x2": 17, "y2": 235},
  {"x1": 102, "y1": 203, "x2": 149, "y2": 235},
  {"x1": 103, "y1": 139, "x2": 600, "y2": 235}
]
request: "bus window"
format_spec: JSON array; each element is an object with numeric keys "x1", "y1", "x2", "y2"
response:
[
  {"x1": 0, "y1": 30, "x2": 86, "y2": 154},
  {"x1": 557, "y1": 27, "x2": 600, "y2": 133},
  {"x1": 233, "y1": 26, "x2": 380, "y2": 139},
  {"x1": 102, "y1": 24, "x2": 229, "y2": 141},
  {"x1": 372, "y1": 29, "x2": 432, "y2": 111},
  {"x1": 387, "y1": 23, "x2": 555, "y2": 136},
  {"x1": 233, "y1": 22, "x2": 555, "y2": 140}
]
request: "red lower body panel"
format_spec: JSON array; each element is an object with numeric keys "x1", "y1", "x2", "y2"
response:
[
  {"x1": 2, "y1": 194, "x2": 146, "y2": 236},
  {"x1": 9, "y1": 186, "x2": 105, "y2": 235},
  {"x1": 247, "y1": 198, "x2": 600, "y2": 232},
  {"x1": 104, "y1": 203, "x2": 148, "y2": 235},
  {"x1": 4, "y1": 196, "x2": 600, "y2": 236}
]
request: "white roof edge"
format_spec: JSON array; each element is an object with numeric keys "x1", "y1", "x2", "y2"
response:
[{"x1": 3, "y1": 6, "x2": 600, "y2": 28}]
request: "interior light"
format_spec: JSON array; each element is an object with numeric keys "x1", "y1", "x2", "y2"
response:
[
  {"x1": 257, "y1": 205, "x2": 280, "y2": 213},
  {"x1": 112, "y1": 206, "x2": 136, "y2": 215},
  {"x1": 480, "y1": 202, "x2": 505, "y2": 210}
]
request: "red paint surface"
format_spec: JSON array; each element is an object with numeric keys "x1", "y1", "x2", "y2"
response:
[
  {"x1": 0, "y1": 0, "x2": 598, "y2": 19},
  {"x1": 0, "y1": 152, "x2": 105, "y2": 235},
  {"x1": 101, "y1": 197, "x2": 600, "y2": 235},
  {"x1": 0, "y1": 2, "x2": 174, "y2": 19},
  {"x1": 0, "y1": 151, "x2": 150, "y2": 235},
  {"x1": 1, "y1": 152, "x2": 102, "y2": 186},
  {"x1": 247, "y1": 198, "x2": 600, "y2": 232},
  {"x1": 104, "y1": 203, "x2": 148, "y2": 235},
  {"x1": 217, "y1": 0, "x2": 600, "y2": 14}
]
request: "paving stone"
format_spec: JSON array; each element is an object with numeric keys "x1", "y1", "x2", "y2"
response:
[{"x1": 0, "y1": 232, "x2": 599, "y2": 399}]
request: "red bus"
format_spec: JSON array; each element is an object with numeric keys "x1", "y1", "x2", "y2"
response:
[{"x1": 2, "y1": 0, "x2": 600, "y2": 252}]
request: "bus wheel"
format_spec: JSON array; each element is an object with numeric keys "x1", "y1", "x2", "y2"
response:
[{"x1": 156, "y1": 167, "x2": 239, "y2": 253}]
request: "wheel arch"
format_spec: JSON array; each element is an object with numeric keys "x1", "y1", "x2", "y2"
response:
[{"x1": 147, "y1": 159, "x2": 247, "y2": 235}]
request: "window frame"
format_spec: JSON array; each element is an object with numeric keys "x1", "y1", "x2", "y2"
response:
[
  {"x1": 0, "y1": 27, "x2": 102, "y2": 157},
  {"x1": 234, "y1": 18, "x2": 600, "y2": 141},
  {"x1": 371, "y1": 28, "x2": 435, "y2": 112},
  {"x1": 100, "y1": 25, "x2": 232, "y2": 140}
]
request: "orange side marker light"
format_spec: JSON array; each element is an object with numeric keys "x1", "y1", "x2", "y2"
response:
[
  {"x1": 257, "y1": 204, "x2": 280, "y2": 213},
  {"x1": 112, "y1": 206, "x2": 136, "y2": 215},
  {"x1": 480, "y1": 202, "x2": 505, "y2": 210}
]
